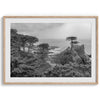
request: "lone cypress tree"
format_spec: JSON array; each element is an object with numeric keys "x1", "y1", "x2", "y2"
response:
[{"x1": 66, "y1": 36, "x2": 77, "y2": 50}]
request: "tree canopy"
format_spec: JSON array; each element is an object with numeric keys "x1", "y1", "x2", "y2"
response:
[
  {"x1": 38, "y1": 43, "x2": 49, "y2": 50},
  {"x1": 66, "y1": 36, "x2": 77, "y2": 41}
]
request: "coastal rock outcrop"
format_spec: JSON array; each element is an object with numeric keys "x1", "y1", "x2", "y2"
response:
[{"x1": 53, "y1": 44, "x2": 90, "y2": 65}]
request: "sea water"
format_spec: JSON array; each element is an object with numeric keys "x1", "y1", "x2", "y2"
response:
[{"x1": 38, "y1": 39, "x2": 91, "y2": 55}]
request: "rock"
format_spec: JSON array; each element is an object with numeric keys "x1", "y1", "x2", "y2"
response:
[
  {"x1": 70, "y1": 49, "x2": 83, "y2": 64},
  {"x1": 73, "y1": 44, "x2": 85, "y2": 57},
  {"x1": 53, "y1": 44, "x2": 91, "y2": 65},
  {"x1": 73, "y1": 44, "x2": 91, "y2": 64}
]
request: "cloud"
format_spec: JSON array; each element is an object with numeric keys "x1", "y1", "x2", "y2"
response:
[
  {"x1": 11, "y1": 23, "x2": 64, "y2": 32},
  {"x1": 11, "y1": 23, "x2": 91, "y2": 39}
]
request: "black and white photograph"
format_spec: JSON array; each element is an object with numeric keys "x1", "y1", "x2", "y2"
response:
[{"x1": 4, "y1": 16, "x2": 98, "y2": 84}]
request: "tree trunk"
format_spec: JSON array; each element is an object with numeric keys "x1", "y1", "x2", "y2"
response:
[
  {"x1": 28, "y1": 45, "x2": 31, "y2": 53},
  {"x1": 23, "y1": 46, "x2": 25, "y2": 52},
  {"x1": 71, "y1": 40, "x2": 73, "y2": 51}
]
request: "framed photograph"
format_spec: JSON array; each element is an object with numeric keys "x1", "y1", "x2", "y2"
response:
[{"x1": 3, "y1": 16, "x2": 98, "y2": 84}]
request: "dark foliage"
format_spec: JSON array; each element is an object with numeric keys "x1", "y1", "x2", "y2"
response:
[{"x1": 43, "y1": 63, "x2": 91, "y2": 77}]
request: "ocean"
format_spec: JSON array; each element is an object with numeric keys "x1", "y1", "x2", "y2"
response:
[{"x1": 38, "y1": 39, "x2": 91, "y2": 55}]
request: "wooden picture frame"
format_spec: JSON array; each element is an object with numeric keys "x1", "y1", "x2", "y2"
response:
[{"x1": 3, "y1": 16, "x2": 98, "y2": 84}]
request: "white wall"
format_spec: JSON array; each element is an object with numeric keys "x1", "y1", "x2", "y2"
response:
[{"x1": 0, "y1": 0, "x2": 99, "y2": 100}]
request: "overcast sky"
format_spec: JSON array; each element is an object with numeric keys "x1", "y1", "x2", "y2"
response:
[{"x1": 11, "y1": 23, "x2": 91, "y2": 40}]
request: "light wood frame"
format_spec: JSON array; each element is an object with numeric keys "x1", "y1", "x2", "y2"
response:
[{"x1": 3, "y1": 16, "x2": 98, "y2": 84}]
